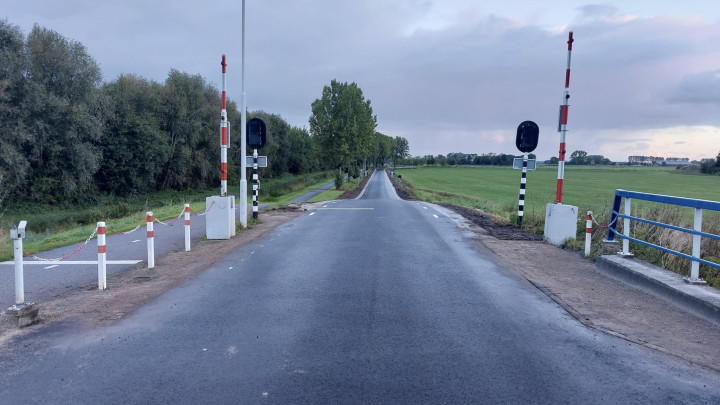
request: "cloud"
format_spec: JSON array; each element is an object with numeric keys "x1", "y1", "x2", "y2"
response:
[
  {"x1": 669, "y1": 70, "x2": 720, "y2": 104},
  {"x1": 5, "y1": 0, "x2": 720, "y2": 161}
]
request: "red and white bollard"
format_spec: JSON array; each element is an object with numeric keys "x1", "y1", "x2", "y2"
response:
[
  {"x1": 97, "y1": 222, "x2": 107, "y2": 290},
  {"x1": 584, "y1": 211, "x2": 593, "y2": 256},
  {"x1": 184, "y1": 204, "x2": 191, "y2": 251},
  {"x1": 146, "y1": 212, "x2": 155, "y2": 268}
]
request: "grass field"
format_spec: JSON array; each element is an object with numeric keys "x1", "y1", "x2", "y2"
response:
[
  {"x1": 395, "y1": 165, "x2": 720, "y2": 221},
  {"x1": 395, "y1": 165, "x2": 720, "y2": 287}
]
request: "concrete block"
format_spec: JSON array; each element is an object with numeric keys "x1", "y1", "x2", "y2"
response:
[
  {"x1": 544, "y1": 203, "x2": 578, "y2": 246},
  {"x1": 1, "y1": 303, "x2": 40, "y2": 329}
]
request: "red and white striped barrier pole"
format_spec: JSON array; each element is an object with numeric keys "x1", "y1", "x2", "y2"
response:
[
  {"x1": 584, "y1": 211, "x2": 593, "y2": 256},
  {"x1": 220, "y1": 54, "x2": 229, "y2": 197},
  {"x1": 97, "y1": 222, "x2": 107, "y2": 290},
  {"x1": 556, "y1": 31, "x2": 574, "y2": 204},
  {"x1": 146, "y1": 212, "x2": 155, "y2": 268},
  {"x1": 184, "y1": 204, "x2": 191, "y2": 251}
]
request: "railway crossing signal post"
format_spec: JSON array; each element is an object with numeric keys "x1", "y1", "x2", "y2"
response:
[
  {"x1": 247, "y1": 118, "x2": 267, "y2": 220},
  {"x1": 515, "y1": 121, "x2": 539, "y2": 226}
]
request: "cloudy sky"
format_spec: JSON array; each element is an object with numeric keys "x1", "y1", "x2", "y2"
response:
[{"x1": 4, "y1": 0, "x2": 720, "y2": 161}]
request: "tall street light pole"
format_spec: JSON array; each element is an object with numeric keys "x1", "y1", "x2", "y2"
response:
[{"x1": 239, "y1": 0, "x2": 248, "y2": 227}]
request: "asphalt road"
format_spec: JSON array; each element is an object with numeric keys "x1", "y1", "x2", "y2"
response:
[{"x1": 1, "y1": 171, "x2": 720, "y2": 403}]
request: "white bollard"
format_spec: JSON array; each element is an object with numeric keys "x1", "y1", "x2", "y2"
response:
[
  {"x1": 13, "y1": 234, "x2": 24, "y2": 304},
  {"x1": 584, "y1": 211, "x2": 593, "y2": 256},
  {"x1": 184, "y1": 204, "x2": 191, "y2": 251},
  {"x1": 97, "y1": 222, "x2": 107, "y2": 290},
  {"x1": 147, "y1": 212, "x2": 155, "y2": 268}
]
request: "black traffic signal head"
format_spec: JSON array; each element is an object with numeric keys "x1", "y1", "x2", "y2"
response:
[
  {"x1": 247, "y1": 118, "x2": 267, "y2": 149},
  {"x1": 516, "y1": 120, "x2": 539, "y2": 153}
]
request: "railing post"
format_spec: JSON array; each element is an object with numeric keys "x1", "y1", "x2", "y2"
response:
[
  {"x1": 147, "y1": 212, "x2": 155, "y2": 268},
  {"x1": 97, "y1": 222, "x2": 107, "y2": 290},
  {"x1": 689, "y1": 208, "x2": 703, "y2": 282},
  {"x1": 184, "y1": 204, "x2": 191, "y2": 252},
  {"x1": 604, "y1": 190, "x2": 622, "y2": 242},
  {"x1": 620, "y1": 197, "x2": 634, "y2": 257}
]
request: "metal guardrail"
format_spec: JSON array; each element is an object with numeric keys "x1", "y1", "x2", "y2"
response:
[{"x1": 605, "y1": 189, "x2": 720, "y2": 284}]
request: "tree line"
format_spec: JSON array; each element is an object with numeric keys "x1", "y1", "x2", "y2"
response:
[{"x1": 0, "y1": 20, "x2": 411, "y2": 203}]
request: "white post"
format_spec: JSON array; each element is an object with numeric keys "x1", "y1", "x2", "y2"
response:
[
  {"x1": 14, "y1": 235, "x2": 24, "y2": 304},
  {"x1": 97, "y1": 222, "x2": 107, "y2": 290},
  {"x1": 622, "y1": 198, "x2": 631, "y2": 256},
  {"x1": 184, "y1": 204, "x2": 191, "y2": 251},
  {"x1": 147, "y1": 212, "x2": 155, "y2": 268},
  {"x1": 239, "y1": 0, "x2": 248, "y2": 227},
  {"x1": 584, "y1": 211, "x2": 593, "y2": 256},
  {"x1": 691, "y1": 208, "x2": 702, "y2": 281}
]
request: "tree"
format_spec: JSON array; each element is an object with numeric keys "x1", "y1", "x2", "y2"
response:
[
  {"x1": 309, "y1": 80, "x2": 377, "y2": 188},
  {"x1": 100, "y1": 74, "x2": 169, "y2": 194},
  {"x1": 569, "y1": 150, "x2": 588, "y2": 165},
  {"x1": 0, "y1": 20, "x2": 30, "y2": 199},
  {"x1": 22, "y1": 24, "x2": 107, "y2": 202},
  {"x1": 391, "y1": 136, "x2": 409, "y2": 168}
]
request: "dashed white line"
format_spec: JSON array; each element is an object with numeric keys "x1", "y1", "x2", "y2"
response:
[
  {"x1": 309, "y1": 212, "x2": 315, "y2": 216},
  {"x1": 132, "y1": 240, "x2": 141, "y2": 243},
  {"x1": 44, "y1": 265, "x2": 58, "y2": 270},
  {"x1": 433, "y1": 214, "x2": 439, "y2": 219}
]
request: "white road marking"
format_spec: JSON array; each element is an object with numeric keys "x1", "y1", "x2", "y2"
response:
[
  {"x1": 309, "y1": 212, "x2": 315, "y2": 216},
  {"x1": 433, "y1": 214, "x2": 439, "y2": 219},
  {"x1": 229, "y1": 266, "x2": 233, "y2": 270},
  {"x1": 319, "y1": 208, "x2": 374, "y2": 210},
  {"x1": 132, "y1": 240, "x2": 141, "y2": 243},
  {"x1": 423, "y1": 206, "x2": 428, "y2": 209},
  {"x1": 44, "y1": 265, "x2": 59, "y2": 270}
]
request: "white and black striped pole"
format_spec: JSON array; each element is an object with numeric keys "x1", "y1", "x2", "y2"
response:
[
  {"x1": 517, "y1": 153, "x2": 528, "y2": 226},
  {"x1": 252, "y1": 148, "x2": 259, "y2": 219},
  {"x1": 515, "y1": 120, "x2": 539, "y2": 227}
]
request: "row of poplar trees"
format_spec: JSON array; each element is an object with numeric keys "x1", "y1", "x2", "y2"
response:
[{"x1": 0, "y1": 21, "x2": 409, "y2": 204}]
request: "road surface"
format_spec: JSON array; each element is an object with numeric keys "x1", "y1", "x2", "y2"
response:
[{"x1": 1, "y1": 170, "x2": 719, "y2": 403}]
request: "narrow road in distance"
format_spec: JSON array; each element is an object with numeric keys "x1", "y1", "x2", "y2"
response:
[{"x1": 1, "y1": 170, "x2": 719, "y2": 403}]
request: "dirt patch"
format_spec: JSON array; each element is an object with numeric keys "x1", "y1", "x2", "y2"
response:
[
  {"x1": 439, "y1": 204, "x2": 542, "y2": 241},
  {"x1": 0, "y1": 207, "x2": 306, "y2": 347}
]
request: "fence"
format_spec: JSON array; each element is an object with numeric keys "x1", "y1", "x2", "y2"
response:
[
  {"x1": 605, "y1": 189, "x2": 720, "y2": 284},
  {"x1": 6, "y1": 203, "x2": 213, "y2": 306}
]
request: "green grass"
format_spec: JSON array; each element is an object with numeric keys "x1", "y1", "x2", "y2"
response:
[
  {"x1": 396, "y1": 165, "x2": 720, "y2": 221},
  {"x1": 306, "y1": 177, "x2": 363, "y2": 203}
]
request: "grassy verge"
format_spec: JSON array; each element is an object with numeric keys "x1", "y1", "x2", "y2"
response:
[{"x1": 395, "y1": 166, "x2": 720, "y2": 288}]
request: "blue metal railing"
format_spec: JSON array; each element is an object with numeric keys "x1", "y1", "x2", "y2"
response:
[{"x1": 605, "y1": 189, "x2": 720, "y2": 283}]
